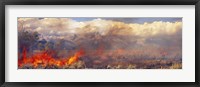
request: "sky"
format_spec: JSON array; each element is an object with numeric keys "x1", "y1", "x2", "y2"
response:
[
  {"x1": 37, "y1": 17, "x2": 182, "y2": 24},
  {"x1": 70, "y1": 17, "x2": 182, "y2": 24}
]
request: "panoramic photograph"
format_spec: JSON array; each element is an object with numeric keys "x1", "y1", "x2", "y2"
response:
[{"x1": 18, "y1": 17, "x2": 182, "y2": 69}]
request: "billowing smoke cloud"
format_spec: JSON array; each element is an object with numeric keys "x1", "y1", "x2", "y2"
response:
[
  {"x1": 18, "y1": 18, "x2": 182, "y2": 55},
  {"x1": 18, "y1": 18, "x2": 182, "y2": 38}
]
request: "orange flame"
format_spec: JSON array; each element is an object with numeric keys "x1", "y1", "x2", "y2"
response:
[
  {"x1": 67, "y1": 48, "x2": 84, "y2": 65},
  {"x1": 18, "y1": 48, "x2": 84, "y2": 69}
]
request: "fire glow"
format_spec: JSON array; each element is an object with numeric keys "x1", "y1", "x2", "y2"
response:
[{"x1": 18, "y1": 47, "x2": 84, "y2": 69}]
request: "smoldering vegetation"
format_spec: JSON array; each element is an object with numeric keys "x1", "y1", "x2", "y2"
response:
[{"x1": 18, "y1": 18, "x2": 182, "y2": 69}]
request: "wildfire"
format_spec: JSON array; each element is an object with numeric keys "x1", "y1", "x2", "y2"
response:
[{"x1": 18, "y1": 48, "x2": 84, "y2": 69}]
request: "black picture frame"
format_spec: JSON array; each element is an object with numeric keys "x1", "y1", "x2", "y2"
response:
[{"x1": 0, "y1": 0, "x2": 199, "y2": 87}]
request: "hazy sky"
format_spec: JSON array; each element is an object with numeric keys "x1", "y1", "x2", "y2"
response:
[
  {"x1": 37, "y1": 17, "x2": 182, "y2": 24},
  {"x1": 70, "y1": 17, "x2": 182, "y2": 24}
]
